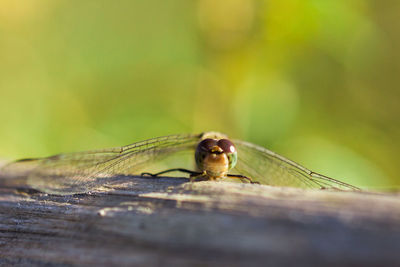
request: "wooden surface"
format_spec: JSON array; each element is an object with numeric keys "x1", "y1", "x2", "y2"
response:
[{"x1": 0, "y1": 173, "x2": 400, "y2": 266}]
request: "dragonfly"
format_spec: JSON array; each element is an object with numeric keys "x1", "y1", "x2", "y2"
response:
[{"x1": 0, "y1": 132, "x2": 360, "y2": 195}]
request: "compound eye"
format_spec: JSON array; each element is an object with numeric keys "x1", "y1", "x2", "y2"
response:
[
  {"x1": 217, "y1": 139, "x2": 236, "y2": 154},
  {"x1": 198, "y1": 138, "x2": 218, "y2": 151}
]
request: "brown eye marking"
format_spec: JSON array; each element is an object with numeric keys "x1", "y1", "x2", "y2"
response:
[
  {"x1": 217, "y1": 139, "x2": 236, "y2": 153},
  {"x1": 198, "y1": 138, "x2": 218, "y2": 151}
]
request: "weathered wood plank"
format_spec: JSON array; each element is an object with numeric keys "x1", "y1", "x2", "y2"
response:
[{"x1": 0, "y1": 174, "x2": 400, "y2": 266}]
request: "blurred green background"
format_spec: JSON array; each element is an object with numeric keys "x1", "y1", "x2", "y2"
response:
[{"x1": 0, "y1": 0, "x2": 399, "y2": 189}]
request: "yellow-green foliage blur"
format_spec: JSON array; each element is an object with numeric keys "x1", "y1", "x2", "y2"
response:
[{"x1": 0, "y1": 1, "x2": 399, "y2": 189}]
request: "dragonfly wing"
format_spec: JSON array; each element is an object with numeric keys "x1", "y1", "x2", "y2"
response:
[
  {"x1": 233, "y1": 139, "x2": 360, "y2": 191},
  {"x1": 20, "y1": 134, "x2": 202, "y2": 195}
]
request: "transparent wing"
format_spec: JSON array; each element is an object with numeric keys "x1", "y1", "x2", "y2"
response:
[
  {"x1": 233, "y1": 139, "x2": 360, "y2": 191},
  {"x1": 13, "y1": 133, "x2": 202, "y2": 195}
]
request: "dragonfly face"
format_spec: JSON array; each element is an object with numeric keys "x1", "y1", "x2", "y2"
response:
[{"x1": 195, "y1": 138, "x2": 238, "y2": 179}]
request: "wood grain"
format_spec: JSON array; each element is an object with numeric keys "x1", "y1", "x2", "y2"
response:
[{"x1": 0, "y1": 174, "x2": 399, "y2": 266}]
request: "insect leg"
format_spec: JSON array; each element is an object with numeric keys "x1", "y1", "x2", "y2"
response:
[
  {"x1": 141, "y1": 168, "x2": 202, "y2": 177},
  {"x1": 227, "y1": 174, "x2": 260, "y2": 184}
]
